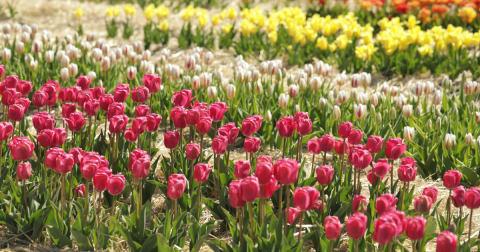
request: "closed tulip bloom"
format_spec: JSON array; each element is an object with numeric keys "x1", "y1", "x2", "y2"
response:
[
  {"x1": 405, "y1": 216, "x2": 427, "y2": 241},
  {"x1": 241, "y1": 118, "x2": 257, "y2": 137},
  {"x1": 352, "y1": 195, "x2": 368, "y2": 213},
  {"x1": 308, "y1": 139, "x2": 321, "y2": 155},
  {"x1": 74, "y1": 184, "x2": 86, "y2": 197},
  {"x1": 32, "y1": 90, "x2": 48, "y2": 108},
  {"x1": 131, "y1": 86, "x2": 149, "y2": 103},
  {"x1": 76, "y1": 91, "x2": 92, "y2": 108},
  {"x1": 8, "y1": 137, "x2": 34, "y2": 161},
  {"x1": 218, "y1": 123, "x2": 240, "y2": 145},
  {"x1": 325, "y1": 216, "x2": 343, "y2": 240},
  {"x1": 209, "y1": 102, "x2": 229, "y2": 122},
  {"x1": 197, "y1": 116, "x2": 212, "y2": 134},
  {"x1": 346, "y1": 213, "x2": 368, "y2": 239},
  {"x1": 145, "y1": 75, "x2": 162, "y2": 94},
  {"x1": 45, "y1": 147, "x2": 65, "y2": 170},
  {"x1": 297, "y1": 118, "x2": 312, "y2": 136},
  {"x1": 287, "y1": 207, "x2": 302, "y2": 224},
  {"x1": 113, "y1": 84, "x2": 130, "y2": 103},
  {"x1": 423, "y1": 187, "x2": 439, "y2": 203},
  {"x1": 132, "y1": 117, "x2": 147, "y2": 135},
  {"x1": 436, "y1": 231, "x2": 457, "y2": 252},
  {"x1": 372, "y1": 215, "x2": 397, "y2": 245},
  {"x1": 109, "y1": 114, "x2": 129, "y2": 134},
  {"x1": 212, "y1": 135, "x2": 228, "y2": 154},
  {"x1": 376, "y1": 194, "x2": 398, "y2": 216},
  {"x1": 465, "y1": 187, "x2": 480, "y2": 209},
  {"x1": 239, "y1": 176, "x2": 260, "y2": 202},
  {"x1": 229, "y1": 180, "x2": 246, "y2": 208},
  {"x1": 92, "y1": 87, "x2": 105, "y2": 100},
  {"x1": 338, "y1": 121, "x2": 353, "y2": 139},
  {"x1": 255, "y1": 162, "x2": 273, "y2": 185},
  {"x1": 293, "y1": 112, "x2": 309, "y2": 123},
  {"x1": 16, "y1": 80, "x2": 33, "y2": 96},
  {"x1": 8, "y1": 104, "x2": 24, "y2": 121},
  {"x1": 4, "y1": 76, "x2": 18, "y2": 89},
  {"x1": 17, "y1": 162, "x2": 32, "y2": 180},
  {"x1": 164, "y1": 131, "x2": 180, "y2": 149},
  {"x1": 107, "y1": 174, "x2": 126, "y2": 195},
  {"x1": 318, "y1": 134, "x2": 335, "y2": 152},
  {"x1": 84, "y1": 99, "x2": 100, "y2": 116},
  {"x1": 293, "y1": 186, "x2": 320, "y2": 211},
  {"x1": 414, "y1": 195, "x2": 432, "y2": 214},
  {"x1": 172, "y1": 89, "x2": 195, "y2": 109},
  {"x1": 124, "y1": 128, "x2": 138, "y2": 142},
  {"x1": 333, "y1": 139, "x2": 351, "y2": 155},
  {"x1": 372, "y1": 160, "x2": 392, "y2": 177},
  {"x1": 443, "y1": 170, "x2": 462, "y2": 189},
  {"x1": 401, "y1": 157, "x2": 417, "y2": 168},
  {"x1": 244, "y1": 137, "x2": 261, "y2": 153},
  {"x1": 385, "y1": 138, "x2": 406, "y2": 160},
  {"x1": 132, "y1": 155, "x2": 151, "y2": 179},
  {"x1": 186, "y1": 143, "x2": 200, "y2": 160},
  {"x1": 80, "y1": 161, "x2": 98, "y2": 179},
  {"x1": 99, "y1": 94, "x2": 114, "y2": 111},
  {"x1": 128, "y1": 149, "x2": 148, "y2": 171},
  {"x1": 366, "y1": 135, "x2": 384, "y2": 153},
  {"x1": 367, "y1": 170, "x2": 384, "y2": 184},
  {"x1": 348, "y1": 129, "x2": 364, "y2": 145},
  {"x1": 276, "y1": 116, "x2": 297, "y2": 138},
  {"x1": 397, "y1": 164, "x2": 417, "y2": 182},
  {"x1": 273, "y1": 159, "x2": 300, "y2": 185},
  {"x1": 64, "y1": 112, "x2": 87, "y2": 132},
  {"x1": 316, "y1": 165, "x2": 334, "y2": 185},
  {"x1": 37, "y1": 129, "x2": 55, "y2": 148},
  {"x1": 144, "y1": 113, "x2": 161, "y2": 133},
  {"x1": 133, "y1": 105, "x2": 149, "y2": 118},
  {"x1": 2, "y1": 89, "x2": 20, "y2": 106},
  {"x1": 452, "y1": 186, "x2": 465, "y2": 208},
  {"x1": 170, "y1": 106, "x2": 187, "y2": 129},
  {"x1": 351, "y1": 149, "x2": 373, "y2": 169},
  {"x1": 185, "y1": 109, "x2": 200, "y2": 126},
  {"x1": 262, "y1": 176, "x2": 280, "y2": 198},
  {"x1": 194, "y1": 164, "x2": 212, "y2": 183},
  {"x1": 107, "y1": 103, "x2": 126, "y2": 121},
  {"x1": 257, "y1": 155, "x2": 272, "y2": 164},
  {"x1": 76, "y1": 75, "x2": 91, "y2": 90},
  {"x1": 60, "y1": 103, "x2": 76, "y2": 120},
  {"x1": 167, "y1": 174, "x2": 187, "y2": 200},
  {"x1": 68, "y1": 147, "x2": 85, "y2": 164},
  {"x1": 56, "y1": 153, "x2": 75, "y2": 174},
  {"x1": 15, "y1": 97, "x2": 30, "y2": 114},
  {"x1": 0, "y1": 122, "x2": 13, "y2": 141},
  {"x1": 234, "y1": 160, "x2": 251, "y2": 179}
]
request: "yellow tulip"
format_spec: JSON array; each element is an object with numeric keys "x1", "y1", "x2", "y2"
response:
[
  {"x1": 287, "y1": 45, "x2": 293, "y2": 51},
  {"x1": 329, "y1": 43, "x2": 337, "y2": 52},
  {"x1": 228, "y1": 7, "x2": 237, "y2": 20},
  {"x1": 124, "y1": 4, "x2": 136, "y2": 16},
  {"x1": 268, "y1": 32, "x2": 277, "y2": 44},
  {"x1": 75, "y1": 8, "x2": 84, "y2": 19},
  {"x1": 316, "y1": 37, "x2": 328, "y2": 50},
  {"x1": 212, "y1": 15, "x2": 221, "y2": 26},
  {"x1": 113, "y1": 6, "x2": 121, "y2": 17},
  {"x1": 198, "y1": 15, "x2": 208, "y2": 28},
  {"x1": 220, "y1": 11, "x2": 226, "y2": 20},
  {"x1": 335, "y1": 34, "x2": 349, "y2": 50},
  {"x1": 144, "y1": 4, "x2": 155, "y2": 21},
  {"x1": 156, "y1": 6, "x2": 170, "y2": 19},
  {"x1": 106, "y1": 7, "x2": 114, "y2": 18},
  {"x1": 222, "y1": 24, "x2": 233, "y2": 34},
  {"x1": 158, "y1": 20, "x2": 169, "y2": 32},
  {"x1": 418, "y1": 44, "x2": 433, "y2": 57}
]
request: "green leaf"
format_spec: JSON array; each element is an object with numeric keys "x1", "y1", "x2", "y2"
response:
[{"x1": 72, "y1": 228, "x2": 94, "y2": 251}]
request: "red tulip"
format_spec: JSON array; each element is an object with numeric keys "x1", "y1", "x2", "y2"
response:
[
  {"x1": 197, "y1": 116, "x2": 212, "y2": 134},
  {"x1": 107, "y1": 174, "x2": 126, "y2": 195},
  {"x1": 405, "y1": 216, "x2": 427, "y2": 241},
  {"x1": 114, "y1": 84, "x2": 130, "y2": 103},
  {"x1": 7, "y1": 136, "x2": 34, "y2": 161},
  {"x1": 235, "y1": 160, "x2": 251, "y2": 179},
  {"x1": 125, "y1": 128, "x2": 138, "y2": 142},
  {"x1": 0, "y1": 65, "x2": 4, "y2": 79},
  {"x1": 257, "y1": 155, "x2": 272, "y2": 164},
  {"x1": 401, "y1": 157, "x2": 417, "y2": 168},
  {"x1": 45, "y1": 147, "x2": 65, "y2": 170},
  {"x1": 422, "y1": 186, "x2": 438, "y2": 203},
  {"x1": 353, "y1": 195, "x2": 368, "y2": 213},
  {"x1": 32, "y1": 90, "x2": 48, "y2": 108},
  {"x1": 107, "y1": 102, "x2": 126, "y2": 120},
  {"x1": 144, "y1": 74, "x2": 162, "y2": 94},
  {"x1": 94, "y1": 171, "x2": 110, "y2": 191},
  {"x1": 348, "y1": 145, "x2": 367, "y2": 164},
  {"x1": 254, "y1": 162, "x2": 273, "y2": 185},
  {"x1": 172, "y1": 89, "x2": 195, "y2": 109},
  {"x1": 217, "y1": 122, "x2": 240, "y2": 145},
  {"x1": 136, "y1": 104, "x2": 150, "y2": 117},
  {"x1": 128, "y1": 149, "x2": 148, "y2": 171},
  {"x1": 348, "y1": 129, "x2": 364, "y2": 145},
  {"x1": 316, "y1": 165, "x2": 334, "y2": 185},
  {"x1": 15, "y1": 97, "x2": 30, "y2": 114},
  {"x1": 294, "y1": 112, "x2": 309, "y2": 123},
  {"x1": 395, "y1": 4, "x2": 410, "y2": 14},
  {"x1": 436, "y1": 231, "x2": 457, "y2": 252},
  {"x1": 146, "y1": 113, "x2": 162, "y2": 132},
  {"x1": 37, "y1": 129, "x2": 55, "y2": 148},
  {"x1": 80, "y1": 161, "x2": 98, "y2": 179},
  {"x1": 17, "y1": 162, "x2": 32, "y2": 180},
  {"x1": 185, "y1": 109, "x2": 200, "y2": 126},
  {"x1": 241, "y1": 118, "x2": 257, "y2": 137},
  {"x1": 55, "y1": 153, "x2": 75, "y2": 174},
  {"x1": 76, "y1": 75, "x2": 91, "y2": 90},
  {"x1": 109, "y1": 114, "x2": 129, "y2": 134},
  {"x1": 308, "y1": 139, "x2": 321, "y2": 155},
  {"x1": 8, "y1": 104, "x2": 24, "y2": 121},
  {"x1": 2, "y1": 88, "x2": 20, "y2": 106},
  {"x1": 68, "y1": 147, "x2": 85, "y2": 164},
  {"x1": 171, "y1": 106, "x2": 187, "y2": 129},
  {"x1": 319, "y1": 134, "x2": 335, "y2": 152},
  {"x1": 367, "y1": 169, "x2": 384, "y2": 184},
  {"x1": 74, "y1": 184, "x2": 86, "y2": 197},
  {"x1": 397, "y1": 164, "x2": 417, "y2": 182},
  {"x1": 212, "y1": 135, "x2": 228, "y2": 154},
  {"x1": 229, "y1": 180, "x2": 246, "y2": 208},
  {"x1": 244, "y1": 137, "x2": 261, "y2": 153},
  {"x1": 61, "y1": 103, "x2": 76, "y2": 119},
  {"x1": 186, "y1": 143, "x2": 200, "y2": 160},
  {"x1": 452, "y1": 186, "x2": 465, "y2": 208},
  {"x1": 372, "y1": 159, "x2": 392, "y2": 177},
  {"x1": 346, "y1": 213, "x2": 368, "y2": 239},
  {"x1": 132, "y1": 117, "x2": 147, "y2": 135},
  {"x1": 92, "y1": 87, "x2": 105, "y2": 100},
  {"x1": 17, "y1": 80, "x2": 33, "y2": 96},
  {"x1": 376, "y1": 194, "x2": 398, "y2": 216},
  {"x1": 372, "y1": 215, "x2": 397, "y2": 244},
  {"x1": 313, "y1": 200, "x2": 325, "y2": 212},
  {"x1": 167, "y1": 174, "x2": 187, "y2": 199},
  {"x1": 385, "y1": 210, "x2": 406, "y2": 237},
  {"x1": 465, "y1": 187, "x2": 480, "y2": 209},
  {"x1": 385, "y1": 138, "x2": 406, "y2": 160},
  {"x1": 366, "y1": 136, "x2": 384, "y2": 154},
  {"x1": 287, "y1": 207, "x2": 302, "y2": 224},
  {"x1": 293, "y1": 186, "x2": 319, "y2": 211},
  {"x1": 84, "y1": 99, "x2": 100, "y2": 116},
  {"x1": 164, "y1": 131, "x2": 180, "y2": 149},
  {"x1": 76, "y1": 91, "x2": 92, "y2": 108},
  {"x1": 0, "y1": 122, "x2": 13, "y2": 141},
  {"x1": 333, "y1": 139, "x2": 350, "y2": 155},
  {"x1": 131, "y1": 154, "x2": 151, "y2": 179},
  {"x1": 194, "y1": 163, "x2": 212, "y2": 183},
  {"x1": 239, "y1": 176, "x2": 260, "y2": 202},
  {"x1": 32, "y1": 111, "x2": 55, "y2": 132},
  {"x1": 261, "y1": 176, "x2": 280, "y2": 198},
  {"x1": 338, "y1": 121, "x2": 353, "y2": 139},
  {"x1": 273, "y1": 159, "x2": 300, "y2": 185},
  {"x1": 414, "y1": 195, "x2": 432, "y2": 214},
  {"x1": 4, "y1": 75, "x2": 18, "y2": 89},
  {"x1": 297, "y1": 118, "x2": 312, "y2": 136},
  {"x1": 351, "y1": 149, "x2": 372, "y2": 169},
  {"x1": 64, "y1": 112, "x2": 87, "y2": 132},
  {"x1": 276, "y1": 116, "x2": 297, "y2": 138},
  {"x1": 325, "y1": 216, "x2": 343, "y2": 240},
  {"x1": 209, "y1": 102, "x2": 229, "y2": 122},
  {"x1": 66, "y1": 87, "x2": 81, "y2": 103},
  {"x1": 443, "y1": 170, "x2": 462, "y2": 189},
  {"x1": 131, "y1": 86, "x2": 149, "y2": 103},
  {"x1": 99, "y1": 94, "x2": 114, "y2": 111}
]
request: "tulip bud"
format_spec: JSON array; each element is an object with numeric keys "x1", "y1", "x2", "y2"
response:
[
  {"x1": 414, "y1": 106, "x2": 421, "y2": 118},
  {"x1": 426, "y1": 119, "x2": 432, "y2": 132},
  {"x1": 2, "y1": 48, "x2": 11, "y2": 61},
  {"x1": 354, "y1": 104, "x2": 367, "y2": 120},
  {"x1": 15, "y1": 41, "x2": 25, "y2": 54},
  {"x1": 207, "y1": 86, "x2": 217, "y2": 100},
  {"x1": 254, "y1": 82, "x2": 263, "y2": 95},
  {"x1": 68, "y1": 63, "x2": 78, "y2": 77},
  {"x1": 45, "y1": 50, "x2": 54, "y2": 63},
  {"x1": 390, "y1": 107, "x2": 396, "y2": 121},
  {"x1": 293, "y1": 105, "x2": 300, "y2": 115},
  {"x1": 465, "y1": 133, "x2": 473, "y2": 146},
  {"x1": 444, "y1": 134, "x2": 456, "y2": 149},
  {"x1": 289, "y1": 84, "x2": 299, "y2": 98},
  {"x1": 318, "y1": 98, "x2": 326, "y2": 110},
  {"x1": 227, "y1": 84, "x2": 236, "y2": 100},
  {"x1": 436, "y1": 117, "x2": 442, "y2": 129},
  {"x1": 402, "y1": 105, "x2": 413, "y2": 118},
  {"x1": 265, "y1": 110, "x2": 272, "y2": 122},
  {"x1": 333, "y1": 105, "x2": 341, "y2": 121},
  {"x1": 452, "y1": 104, "x2": 458, "y2": 118},
  {"x1": 369, "y1": 104, "x2": 375, "y2": 117},
  {"x1": 279, "y1": 94, "x2": 289, "y2": 108},
  {"x1": 376, "y1": 113, "x2": 382, "y2": 124},
  {"x1": 126, "y1": 66, "x2": 136, "y2": 81},
  {"x1": 403, "y1": 126, "x2": 415, "y2": 142},
  {"x1": 432, "y1": 90, "x2": 442, "y2": 105},
  {"x1": 60, "y1": 68, "x2": 69, "y2": 81}
]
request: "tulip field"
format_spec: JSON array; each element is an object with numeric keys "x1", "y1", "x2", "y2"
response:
[{"x1": 2, "y1": 0, "x2": 480, "y2": 252}]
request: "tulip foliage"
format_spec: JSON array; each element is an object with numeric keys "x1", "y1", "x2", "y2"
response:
[{"x1": 0, "y1": 18, "x2": 480, "y2": 252}]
